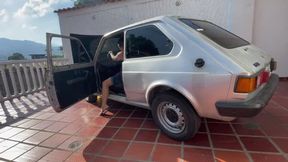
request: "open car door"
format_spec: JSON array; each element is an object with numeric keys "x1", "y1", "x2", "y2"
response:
[{"x1": 45, "y1": 33, "x2": 101, "y2": 112}]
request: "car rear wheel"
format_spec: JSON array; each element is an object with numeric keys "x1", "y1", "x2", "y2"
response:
[{"x1": 151, "y1": 93, "x2": 201, "y2": 140}]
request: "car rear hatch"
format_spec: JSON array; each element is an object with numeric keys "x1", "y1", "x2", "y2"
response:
[{"x1": 223, "y1": 45, "x2": 272, "y2": 74}]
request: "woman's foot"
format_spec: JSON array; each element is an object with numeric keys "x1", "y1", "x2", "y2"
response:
[{"x1": 100, "y1": 105, "x2": 109, "y2": 115}]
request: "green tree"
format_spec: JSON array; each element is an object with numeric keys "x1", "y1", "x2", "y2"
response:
[{"x1": 8, "y1": 53, "x2": 26, "y2": 60}]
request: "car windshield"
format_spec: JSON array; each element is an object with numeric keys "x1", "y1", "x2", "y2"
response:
[{"x1": 179, "y1": 18, "x2": 250, "y2": 49}]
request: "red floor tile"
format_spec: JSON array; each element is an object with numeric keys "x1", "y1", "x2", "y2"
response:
[
  {"x1": 116, "y1": 110, "x2": 133, "y2": 117},
  {"x1": 272, "y1": 138, "x2": 288, "y2": 153},
  {"x1": 89, "y1": 116, "x2": 110, "y2": 127},
  {"x1": 207, "y1": 118, "x2": 228, "y2": 123},
  {"x1": 11, "y1": 119, "x2": 30, "y2": 127},
  {"x1": 211, "y1": 134, "x2": 242, "y2": 150},
  {"x1": 106, "y1": 118, "x2": 126, "y2": 127},
  {"x1": 135, "y1": 129, "x2": 158, "y2": 142},
  {"x1": 158, "y1": 133, "x2": 182, "y2": 145},
  {"x1": 272, "y1": 96, "x2": 288, "y2": 108},
  {"x1": 0, "y1": 126, "x2": 13, "y2": 134},
  {"x1": 0, "y1": 143, "x2": 34, "y2": 161},
  {"x1": 130, "y1": 110, "x2": 148, "y2": 118},
  {"x1": 0, "y1": 140, "x2": 18, "y2": 153},
  {"x1": 0, "y1": 127, "x2": 25, "y2": 139},
  {"x1": 214, "y1": 150, "x2": 249, "y2": 162},
  {"x1": 39, "y1": 149, "x2": 71, "y2": 162},
  {"x1": 40, "y1": 134, "x2": 70, "y2": 148},
  {"x1": 76, "y1": 125, "x2": 101, "y2": 137},
  {"x1": 123, "y1": 118, "x2": 144, "y2": 128},
  {"x1": 183, "y1": 148, "x2": 214, "y2": 162},
  {"x1": 152, "y1": 144, "x2": 181, "y2": 162},
  {"x1": 208, "y1": 123, "x2": 234, "y2": 134},
  {"x1": 14, "y1": 146, "x2": 51, "y2": 162},
  {"x1": 240, "y1": 136, "x2": 278, "y2": 152},
  {"x1": 250, "y1": 153, "x2": 288, "y2": 162},
  {"x1": 24, "y1": 132, "x2": 54, "y2": 145},
  {"x1": 59, "y1": 122, "x2": 83, "y2": 135},
  {"x1": 198, "y1": 122, "x2": 207, "y2": 132},
  {"x1": 265, "y1": 101, "x2": 288, "y2": 117},
  {"x1": 60, "y1": 115, "x2": 79, "y2": 123},
  {"x1": 232, "y1": 123, "x2": 264, "y2": 136},
  {"x1": 94, "y1": 156, "x2": 119, "y2": 162},
  {"x1": 141, "y1": 119, "x2": 158, "y2": 129},
  {"x1": 113, "y1": 128, "x2": 137, "y2": 140},
  {"x1": 10, "y1": 129, "x2": 39, "y2": 142},
  {"x1": 83, "y1": 138, "x2": 108, "y2": 154},
  {"x1": 58, "y1": 136, "x2": 84, "y2": 151},
  {"x1": 44, "y1": 121, "x2": 69, "y2": 132},
  {"x1": 33, "y1": 113, "x2": 54, "y2": 120},
  {"x1": 184, "y1": 133, "x2": 210, "y2": 147},
  {"x1": 101, "y1": 140, "x2": 129, "y2": 157},
  {"x1": 123, "y1": 142, "x2": 153, "y2": 161},
  {"x1": 17, "y1": 119, "x2": 41, "y2": 128},
  {"x1": 97, "y1": 127, "x2": 118, "y2": 138},
  {"x1": 261, "y1": 125, "x2": 288, "y2": 137},
  {"x1": 48, "y1": 114, "x2": 66, "y2": 121},
  {"x1": 31, "y1": 120, "x2": 54, "y2": 130},
  {"x1": 66, "y1": 153, "x2": 95, "y2": 162}
]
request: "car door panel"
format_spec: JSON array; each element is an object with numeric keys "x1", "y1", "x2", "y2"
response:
[{"x1": 46, "y1": 33, "x2": 99, "y2": 112}]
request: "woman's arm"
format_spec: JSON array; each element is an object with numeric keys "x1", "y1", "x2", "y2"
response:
[{"x1": 109, "y1": 51, "x2": 123, "y2": 61}]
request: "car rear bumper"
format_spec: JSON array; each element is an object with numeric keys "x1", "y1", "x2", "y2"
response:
[{"x1": 215, "y1": 73, "x2": 279, "y2": 117}]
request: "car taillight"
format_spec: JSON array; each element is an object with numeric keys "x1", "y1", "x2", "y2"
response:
[
  {"x1": 258, "y1": 71, "x2": 270, "y2": 85},
  {"x1": 235, "y1": 77, "x2": 257, "y2": 93},
  {"x1": 235, "y1": 70, "x2": 271, "y2": 93}
]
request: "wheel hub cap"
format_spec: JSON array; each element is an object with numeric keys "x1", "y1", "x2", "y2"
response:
[{"x1": 158, "y1": 102, "x2": 185, "y2": 133}]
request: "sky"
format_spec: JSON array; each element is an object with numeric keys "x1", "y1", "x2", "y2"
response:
[{"x1": 0, "y1": 0, "x2": 74, "y2": 44}]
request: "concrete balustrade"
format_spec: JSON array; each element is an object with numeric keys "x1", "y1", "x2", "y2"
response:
[{"x1": 0, "y1": 59, "x2": 67, "y2": 103}]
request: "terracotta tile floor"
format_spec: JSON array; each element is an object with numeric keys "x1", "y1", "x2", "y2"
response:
[{"x1": 0, "y1": 81, "x2": 287, "y2": 162}]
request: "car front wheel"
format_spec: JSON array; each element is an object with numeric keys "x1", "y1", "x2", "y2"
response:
[{"x1": 151, "y1": 93, "x2": 201, "y2": 140}]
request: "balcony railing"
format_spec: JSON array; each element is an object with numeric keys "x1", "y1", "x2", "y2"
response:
[{"x1": 0, "y1": 59, "x2": 67, "y2": 103}]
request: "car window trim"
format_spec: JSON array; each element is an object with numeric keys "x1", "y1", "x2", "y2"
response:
[{"x1": 124, "y1": 23, "x2": 174, "y2": 60}]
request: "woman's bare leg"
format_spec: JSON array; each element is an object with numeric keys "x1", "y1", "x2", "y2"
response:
[{"x1": 101, "y1": 78, "x2": 112, "y2": 111}]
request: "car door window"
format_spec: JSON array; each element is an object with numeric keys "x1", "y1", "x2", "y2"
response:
[
  {"x1": 126, "y1": 25, "x2": 173, "y2": 59},
  {"x1": 70, "y1": 34, "x2": 102, "y2": 63}
]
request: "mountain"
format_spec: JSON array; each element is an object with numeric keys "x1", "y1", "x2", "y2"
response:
[{"x1": 0, "y1": 38, "x2": 46, "y2": 60}]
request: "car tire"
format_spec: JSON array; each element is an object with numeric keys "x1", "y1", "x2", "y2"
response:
[{"x1": 151, "y1": 92, "x2": 201, "y2": 140}]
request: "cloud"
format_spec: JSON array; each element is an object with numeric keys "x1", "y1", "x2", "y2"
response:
[
  {"x1": 22, "y1": 24, "x2": 38, "y2": 30},
  {"x1": 0, "y1": 9, "x2": 9, "y2": 22},
  {"x1": 14, "y1": 0, "x2": 71, "y2": 18}
]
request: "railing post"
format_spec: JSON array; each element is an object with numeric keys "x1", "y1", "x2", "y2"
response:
[
  {"x1": 0, "y1": 65, "x2": 11, "y2": 98},
  {"x1": 29, "y1": 64, "x2": 37, "y2": 91},
  {"x1": 23, "y1": 63, "x2": 32, "y2": 92},
  {"x1": 7, "y1": 64, "x2": 18, "y2": 97},
  {"x1": 35, "y1": 62, "x2": 43, "y2": 89},
  {"x1": 15, "y1": 64, "x2": 25, "y2": 95}
]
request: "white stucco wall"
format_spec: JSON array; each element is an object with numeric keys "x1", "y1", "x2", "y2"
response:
[
  {"x1": 253, "y1": 0, "x2": 288, "y2": 77},
  {"x1": 57, "y1": 0, "x2": 255, "y2": 64}
]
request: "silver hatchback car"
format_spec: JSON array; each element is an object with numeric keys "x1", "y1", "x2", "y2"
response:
[{"x1": 46, "y1": 16, "x2": 278, "y2": 140}]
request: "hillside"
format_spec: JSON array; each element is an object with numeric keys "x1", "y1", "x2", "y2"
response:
[{"x1": 0, "y1": 38, "x2": 46, "y2": 60}]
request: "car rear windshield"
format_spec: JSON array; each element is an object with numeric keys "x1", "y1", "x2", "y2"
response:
[{"x1": 179, "y1": 18, "x2": 250, "y2": 49}]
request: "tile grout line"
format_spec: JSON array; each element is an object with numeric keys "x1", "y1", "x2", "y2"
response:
[
  {"x1": 181, "y1": 138, "x2": 184, "y2": 162},
  {"x1": 119, "y1": 108, "x2": 147, "y2": 161},
  {"x1": 79, "y1": 107, "x2": 123, "y2": 160},
  {"x1": 95, "y1": 107, "x2": 136, "y2": 160},
  {"x1": 204, "y1": 118, "x2": 217, "y2": 162},
  {"x1": 148, "y1": 128, "x2": 160, "y2": 162},
  {"x1": 270, "y1": 100, "x2": 288, "y2": 112},
  {"x1": 257, "y1": 123, "x2": 288, "y2": 160},
  {"x1": 229, "y1": 121, "x2": 254, "y2": 162}
]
